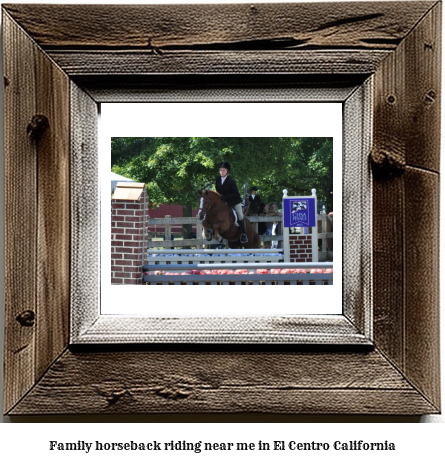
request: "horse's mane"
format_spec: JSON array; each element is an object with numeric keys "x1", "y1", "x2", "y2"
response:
[{"x1": 207, "y1": 190, "x2": 221, "y2": 199}]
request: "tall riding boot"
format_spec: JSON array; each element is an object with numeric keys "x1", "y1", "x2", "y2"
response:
[{"x1": 239, "y1": 219, "x2": 248, "y2": 243}]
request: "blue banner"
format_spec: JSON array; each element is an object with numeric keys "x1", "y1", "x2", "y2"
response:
[{"x1": 283, "y1": 197, "x2": 316, "y2": 227}]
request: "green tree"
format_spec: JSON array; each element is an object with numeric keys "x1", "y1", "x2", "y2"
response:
[
  {"x1": 111, "y1": 136, "x2": 334, "y2": 213},
  {"x1": 111, "y1": 137, "x2": 156, "y2": 165}
]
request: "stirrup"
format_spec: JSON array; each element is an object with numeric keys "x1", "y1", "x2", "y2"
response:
[{"x1": 240, "y1": 233, "x2": 248, "y2": 243}]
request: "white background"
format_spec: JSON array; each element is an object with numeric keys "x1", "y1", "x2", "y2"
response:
[
  {"x1": 102, "y1": 102, "x2": 342, "y2": 315},
  {"x1": 0, "y1": 0, "x2": 444, "y2": 461}
]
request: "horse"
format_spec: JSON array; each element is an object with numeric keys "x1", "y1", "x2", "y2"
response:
[
  {"x1": 244, "y1": 196, "x2": 261, "y2": 216},
  {"x1": 197, "y1": 189, "x2": 261, "y2": 249}
]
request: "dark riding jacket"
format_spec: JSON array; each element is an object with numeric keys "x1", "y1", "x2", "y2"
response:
[
  {"x1": 215, "y1": 175, "x2": 242, "y2": 207},
  {"x1": 248, "y1": 194, "x2": 261, "y2": 210}
]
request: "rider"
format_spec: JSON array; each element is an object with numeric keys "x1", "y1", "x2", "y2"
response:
[
  {"x1": 248, "y1": 186, "x2": 261, "y2": 212},
  {"x1": 215, "y1": 161, "x2": 248, "y2": 243}
]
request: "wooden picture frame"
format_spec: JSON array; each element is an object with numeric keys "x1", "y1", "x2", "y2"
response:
[{"x1": 3, "y1": 2, "x2": 441, "y2": 416}]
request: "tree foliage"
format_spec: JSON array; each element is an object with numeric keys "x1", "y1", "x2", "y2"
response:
[{"x1": 111, "y1": 137, "x2": 333, "y2": 211}]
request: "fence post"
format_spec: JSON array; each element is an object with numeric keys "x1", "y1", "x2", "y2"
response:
[
  {"x1": 164, "y1": 215, "x2": 171, "y2": 241},
  {"x1": 111, "y1": 182, "x2": 149, "y2": 284},
  {"x1": 196, "y1": 221, "x2": 203, "y2": 241},
  {"x1": 282, "y1": 189, "x2": 317, "y2": 263}
]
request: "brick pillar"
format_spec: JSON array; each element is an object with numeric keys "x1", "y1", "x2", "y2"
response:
[
  {"x1": 111, "y1": 183, "x2": 148, "y2": 285},
  {"x1": 289, "y1": 234, "x2": 313, "y2": 262}
]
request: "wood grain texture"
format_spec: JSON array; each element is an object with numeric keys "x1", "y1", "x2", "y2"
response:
[
  {"x1": 74, "y1": 316, "x2": 369, "y2": 346},
  {"x1": 35, "y1": 35, "x2": 71, "y2": 381},
  {"x1": 372, "y1": 2, "x2": 441, "y2": 411},
  {"x1": 404, "y1": 2, "x2": 441, "y2": 172},
  {"x1": 70, "y1": 83, "x2": 99, "y2": 339},
  {"x1": 3, "y1": 2, "x2": 434, "y2": 79},
  {"x1": 3, "y1": 12, "x2": 38, "y2": 414},
  {"x1": 372, "y1": 174, "x2": 405, "y2": 367},
  {"x1": 77, "y1": 75, "x2": 364, "y2": 104},
  {"x1": 46, "y1": 50, "x2": 390, "y2": 76},
  {"x1": 342, "y1": 81, "x2": 372, "y2": 336},
  {"x1": 404, "y1": 168, "x2": 440, "y2": 407},
  {"x1": 2, "y1": 2, "x2": 435, "y2": 49},
  {"x1": 372, "y1": 2, "x2": 441, "y2": 173},
  {"x1": 372, "y1": 9, "x2": 407, "y2": 371},
  {"x1": 3, "y1": 10, "x2": 72, "y2": 412},
  {"x1": 8, "y1": 349, "x2": 437, "y2": 415}
]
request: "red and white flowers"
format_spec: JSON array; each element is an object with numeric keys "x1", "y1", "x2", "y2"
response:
[{"x1": 148, "y1": 268, "x2": 333, "y2": 275}]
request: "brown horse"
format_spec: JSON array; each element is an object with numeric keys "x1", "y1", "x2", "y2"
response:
[{"x1": 197, "y1": 189, "x2": 261, "y2": 249}]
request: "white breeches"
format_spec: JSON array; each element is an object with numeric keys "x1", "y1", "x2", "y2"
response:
[{"x1": 233, "y1": 203, "x2": 244, "y2": 221}]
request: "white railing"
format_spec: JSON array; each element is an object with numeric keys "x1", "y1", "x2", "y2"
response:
[
  {"x1": 146, "y1": 215, "x2": 333, "y2": 258},
  {"x1": 146, "y1": 249, "x2": 284, "y2": 265},
  {"x1": 146, "y1": 215, "x2": 283, "y2": 249}
]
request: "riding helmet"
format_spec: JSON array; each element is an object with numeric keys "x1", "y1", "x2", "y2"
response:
[
  {"x1": 219, "y1": 161, "x2": 231, "y2": 171},
  {"x1": 251, "y1": 186, "x2": 258, "y2": 192}
]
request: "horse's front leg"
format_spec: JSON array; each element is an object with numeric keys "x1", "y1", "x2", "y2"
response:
[
  {"x1": 213, "y1": 224, "x2": 224, "y2": 243},
  {"x1": 202, "y1": 220, "x2": 213, "y2": 241}
]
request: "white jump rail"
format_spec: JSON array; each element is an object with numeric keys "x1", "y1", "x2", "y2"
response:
[
  {"x1": 143, "y1": 262, "x2": 333, "y2": 285},
  {"x1": 146, "y1": 249, "x2": 284, "y2": 265}
]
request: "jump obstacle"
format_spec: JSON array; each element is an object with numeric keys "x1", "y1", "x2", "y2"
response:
[{"x1": 111, "y1": 183, "x2": 333, "y2": 285}]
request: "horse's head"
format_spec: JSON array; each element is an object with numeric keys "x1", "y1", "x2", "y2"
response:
[{"x1": 197, "y1": 189, "x2": 212, "y2": 221}]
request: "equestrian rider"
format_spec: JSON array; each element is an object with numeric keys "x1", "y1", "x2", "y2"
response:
[
  {"x1": 248, "y1": 186, "x2": 261, "y2": 212},
  {"x1": 215, "y1": 161, "x2": 248, "y2": 243}
]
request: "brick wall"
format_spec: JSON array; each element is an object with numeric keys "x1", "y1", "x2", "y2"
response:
[
  {"x1": 111, "y1": 188, "x2": 148, "y2": 284},
  {"x1": 289, "y1": 234, "x2": 313, "y2": 262}
]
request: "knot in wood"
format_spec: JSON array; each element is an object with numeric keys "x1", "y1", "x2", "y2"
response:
[
  {"x1": 370, "y1": 149, "x2": 405, "y2": 177},
  {"x1": 27, "y1": 115, "x2": 49, "y2": 140},
  {"x1": 105, "y1": 390, "x2": 128, "y2": 405},
  {"x1": 154, "y1": 386, "x2": 191, "y2": 400},
  {"x1": 96, "y1": 385, "x2": 130, "y2": 405},
  {"x1": 16, "y1": 310, "x2": 35, "y2": 327}
]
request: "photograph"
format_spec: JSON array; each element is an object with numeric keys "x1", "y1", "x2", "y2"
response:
[
  {"x1": 101, "y1": 102, "x2": 342, "y2": 320},
  {"x1": 110, "y1": 136, "x2": 334, "y2": 288}
]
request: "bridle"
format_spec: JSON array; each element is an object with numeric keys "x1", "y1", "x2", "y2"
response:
[{"x1": 198, "y1": 192, "x2": 213, "y2": 220}]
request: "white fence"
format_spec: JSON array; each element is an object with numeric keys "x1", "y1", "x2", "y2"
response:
[
  {"x1": 147, "y1": 215, "x2": 283, "y2": 249},
  {"x1": 146, "y1": 215, "x2": 333, "y2": 259},
  {"x1": 146, "y1": 249, "x2": 284, "y2": 265}
]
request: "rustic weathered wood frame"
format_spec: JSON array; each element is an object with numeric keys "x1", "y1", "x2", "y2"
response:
[
  {"x1": 3, "y1": 2, "x2": 441, "y2": 415},
  {"x1": 74, "y1": 84, "x2": 369, "y2": 345}
]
